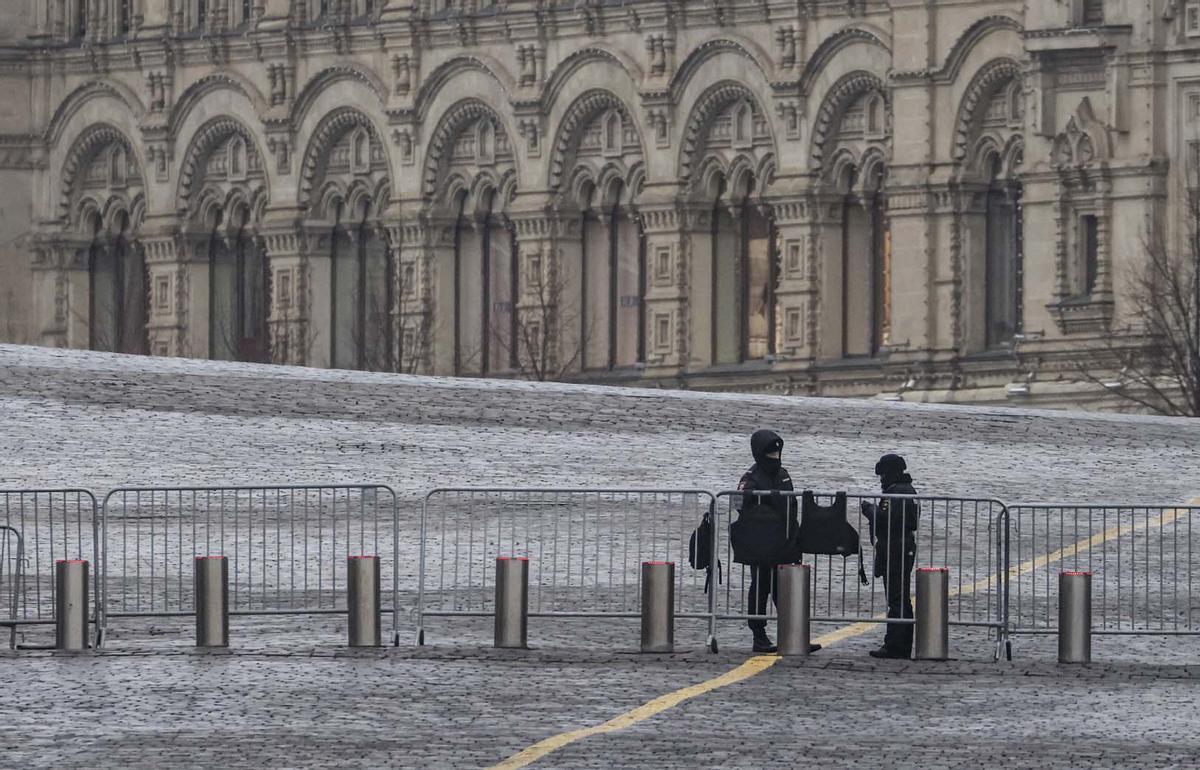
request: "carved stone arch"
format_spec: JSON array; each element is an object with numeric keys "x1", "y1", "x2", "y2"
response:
[
  {"x1": 810, "y1": 72, "x2": 889, "y2": 176},
  {"x1": 46, "y1": 80, "x2": 147, "y2": 146},
  {"x1": 59, "y1": 123, "x2": 144, "y2": 223},
  {"x1": 726, "y1": 154, "x2": 759, "y2": 203},
  {"x1": 467, "y1": 169, "x2": 504, "y2": 217},
  {"x1": 177, "y1": 117, "x2": 269, "y2": 218},
  {"x1": 969, "y1": 134, "x2": 1006, "y2": 179},
  {"x1": 568, "y1": 165, "x2": 599, "y2": 210},
  {"x1": 413, "y1": 55, "x2": 517, "y2": 121},
  {"x1": 937, "y1": 15, "x2": 1024, "y2": 81},
  {"x1": 669, "y1": 36, "x2": 777, "y2": 99},
  {"x1": 99, "y1": 192, "x2": 138, "y2": 236},
  {"x1": 754, "y1": 153, "x2": 776, "y2": 194},
  {"x1": 1002, "y1": 135, "x2": 1025, "y2": 178},
  {"x1": 593, "y1": 161, "x2": 632, "y2": 208},
  {"x1": 827, "y1": 148, "x2": 861, "y2": 194},
  {"x1": 798, "y1": 27, "x2": 892, "y2": 97},
  {"x1": 169, "y1": 71, "x2": 271, "y2": 138},
  {"x1": 542, "y1": 47, "x2": 645, "y2": 109},
  {"x1": 290, "y1": 65, "x2": 389, "y2": 127},
  {"x1": 679, "y1": 82, "x2": 775, "y2": 189},
  {"x1": 858, "y1": 147, "x2": 889, "y2": 193},
  {"x1": 549, "y1": 89, "x2": 644, "y2": 194},
  {"x1": 422, "y1": 99, "x2": 515, "y2": 201},
  {"x1": 625, "y1": 162, "x2": 647, "y2": 206},
  {"x1": 695, "y1": 155, "x2": 731, "y2": 201},
  {"x1": 952, "y1": 58, "x2": 1022, "y2": 165},
  {"x1": 299, "y1": 107, "x2": 392, "y2": 214}
]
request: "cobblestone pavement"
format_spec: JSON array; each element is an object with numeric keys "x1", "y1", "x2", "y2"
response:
[
  {"x1": 4, "y1": 345, "x2": 1200, "y2": 767},
  {"x1": 3, "y1": 645, "x2": 1199, "y2": 769}
]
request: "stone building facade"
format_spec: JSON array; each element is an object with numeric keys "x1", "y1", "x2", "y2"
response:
[{"x1": 1, "y1": 1, "x2": 1198, "y2": 406}]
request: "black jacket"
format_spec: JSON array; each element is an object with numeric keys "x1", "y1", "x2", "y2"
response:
[
  {"x1": 731, "y1": 430, "x2": 800, "y2": 565},
  {"x1": 863, "y1": 478, "x2": 919, "y2": 576}
]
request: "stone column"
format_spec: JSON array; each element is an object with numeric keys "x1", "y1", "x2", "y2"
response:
[
  {"x1": 260, "y1": 223, "x2": 319, "y2": 367},
  {"x1": 391, "y1": 217, "x2": 443, "y2": 375},
  {"x1": 29, "y1": 236, "x2": 89, "y2": 349},
  {"x1": 508, "y1": 203, "x2": 563, "y2": 381},
  {"x1": 638, "y1": 198, "x2": 691, "y2": 378},
  {"x1": 807, "y1": 190, "x2": 847, "y2": 362},
  {"x1": 139, "y1": 223, "x2": 191, "y2": 358},
  {"x1": 765, "y1": 186, "x2": 820, "y2": 371}
]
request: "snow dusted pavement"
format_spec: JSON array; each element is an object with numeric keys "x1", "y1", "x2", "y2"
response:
[
  {"x1": 3, "y1": 344, "x2": 1200, "y2": 768},
  {"x1": 2, "y1": 343, "x2": 1198, "y2": 502}
]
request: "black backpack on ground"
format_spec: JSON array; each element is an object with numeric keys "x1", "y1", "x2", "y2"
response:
[
  {"x1": 798, "y1": 491, "x2": 869, "y2": 585},
  {"x1": 688, "y1": 509, "x2": 722, "y2": 593}
]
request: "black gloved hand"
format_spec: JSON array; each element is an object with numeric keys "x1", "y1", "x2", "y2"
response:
[{"x1": 859, "y1": 500, "x2": 875, "y2": 517}]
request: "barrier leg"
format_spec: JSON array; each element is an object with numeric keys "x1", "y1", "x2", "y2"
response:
[
  {"x1": 195, "y1": 556, "x2": 229, "y2": 648},
  {"x1": 348, "y1": 556, "x2": 381, "y2": 648},
  {"x1": 55, "y1": 560, "x2": 89, "y2": 650},
  {"x1": 1058, "y1": 572, "x2": 1092, "y2": 664},
  {"x1": 776, "y1": 564, "x2": 811, "y2": 657},
  {"x1": 915, "y1": 567, "x2": 949, "y2": 661},
  {"x1": 494, "y1": 557, "x2": 528, "y2": 649},
  {"x1": 640, "y1": 561, "x2": 675, "y2": 653}
]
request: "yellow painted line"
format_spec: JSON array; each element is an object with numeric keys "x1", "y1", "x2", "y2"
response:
[
  {"x1": 490, "y1": 498, "x2": 1200, "y2": 769},
  {"x1": 488, "y1": 654, "x2": 781, "y2": 770}
]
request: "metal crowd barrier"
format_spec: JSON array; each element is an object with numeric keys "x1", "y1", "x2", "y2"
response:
[
  {"x1": 712, "y1": 491, "x2": 1008, "y2": 657},
  {"x1": 99, "y1": 484, "x2": 399, "y2": 646},
  {"x1": 417, "y1": 488, "x2": 717, "y2": 648},
  {"x1": 1008, "y1": 503, "x2": 1200, "y2": 643},
  {"x1": 0, "y1": 489, "x2": 100, "y2": 648},
  {"x1": 1, "y1": 524, "x2": 24, "y2": 647}
]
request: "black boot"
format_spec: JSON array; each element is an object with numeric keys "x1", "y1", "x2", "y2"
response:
[
  {"x1": 869, "y1": 646, "x2": 910, "y2": 659},
  {"x1": 752, "y1": 628, "x2": 778, "y2": 653}
]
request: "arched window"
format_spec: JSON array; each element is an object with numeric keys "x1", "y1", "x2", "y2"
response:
[
  {"x1": 87, "y1": 212, "x2": 116, "y2": 351},
  {"x1": 229, "y1": 138, "x2": 245, "y2": 179},
  {"x1": 116, "y1": 0, "x2": 132, "y2": 35},
  {"x1": 351, "y1": 129, "x2": 369, "y2": 174},
  {"x1": 74, "y1": 0, "x2": 88, "y2": 38},
  {"x1": 477, "y1": 121, "x2": 495, "y2": 164},
  {"x1": 210, "y1": 206, "x2": 271, "y2": 363},
  {"x1": 603, "y1": 112, "x2": 621, "y2": 154},
  {"x1": 109, "y1": 146, "x2": 126, "y2": 186},
  {"x1": 330, "y1": 198, "x2": 393, "y2": 370},
  {"x1": 450, "y1": 188, "x2": 516, "y2": 376},
  {"x1": 90, "y1": 210, "x2": 148, "y2": 355},
  {"x1": 579, "y1": 182, "x2": 645, "y2": 370},
  {"x1": 734, "y1": 103, "x2": 751, "y2": 145},
  {"x1": 739, "y1": 178, "x2": 775, "y2": 361},
  {"x1": 709, "y1": 173, "x2": 775, "y2": 364},
  {"x1": 984, "y1": 155, "x2": 1023, "y2": 347},
  {"x1": 839, "y1": 162, "x2": 889, "y2": 357}
]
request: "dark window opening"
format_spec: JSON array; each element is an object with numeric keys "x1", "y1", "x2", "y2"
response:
[{"x1": 1081, "y1": 214, "x2": 1100, "y2": 295}]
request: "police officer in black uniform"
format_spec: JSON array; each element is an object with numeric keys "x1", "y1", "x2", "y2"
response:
[
  {"x1": 735, "y1": 429, "x2": 821, "y2": 654},
  {"x1": 860, "y1": 453, "x2": 919, "y2": 659}
]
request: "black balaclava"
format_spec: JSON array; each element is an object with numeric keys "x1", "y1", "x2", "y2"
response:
[
  {"x1": 751, "y1": 429, "x2": 784, "y2": 477},
  {"x1": 874, "y1": 453, "x2": 912, "y2": 488}
]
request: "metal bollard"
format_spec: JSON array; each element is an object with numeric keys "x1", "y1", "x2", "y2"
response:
[
  {"x1": 194, "y1": 556, "x2": 229, "y2": 648},
  {"x1": 494, "y1": 557, "x2": 529, "y2": 649},
  {"x1": 1059, "y1": 571, "x2": 1092, "y2": 664},
  {"x1": 640, "y1": 561, "x2": 675, "y2": 653},
  {"x1": 347, "y1": 556, "x2": 381, "y2": 648},
  {"x1": 55, "y1": 560, "x2": 89, "y2": 650},
  {"x1": 776, "y1": 563, "x2": 811, "y2": 656},
  {"x1": 915, "y1": 567, "x2": 949, "y2": 661}
]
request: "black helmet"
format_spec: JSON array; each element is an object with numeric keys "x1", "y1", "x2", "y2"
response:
[{"x1": 874, "y1": 453, "x2": 907, "y2": 477}]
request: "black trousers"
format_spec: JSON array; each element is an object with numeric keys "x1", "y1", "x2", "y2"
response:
[
  {"x1": 881, "y1": 550, "x2": 916, "y2": 654},
  {"x1": 746, "y1": 564, "x2": 777, "y2": 632}
]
